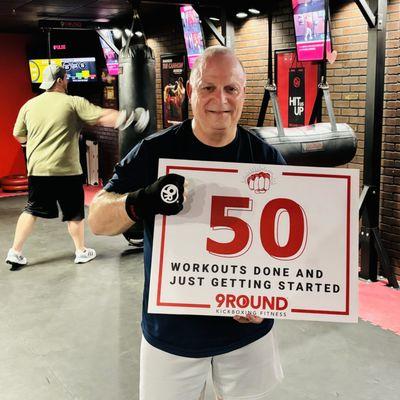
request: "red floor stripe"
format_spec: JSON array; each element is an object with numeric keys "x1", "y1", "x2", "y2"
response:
[
  {"x1": 0, "y1": 189, "x2": 27, "y2": 198},
  {"x1": 359, "y1": 280, "x2": 400, "y2": 335}
]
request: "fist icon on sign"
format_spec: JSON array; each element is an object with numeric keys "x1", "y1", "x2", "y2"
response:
[{"x1": 247, "y1": 171, "x2": 271, "y2": 194}]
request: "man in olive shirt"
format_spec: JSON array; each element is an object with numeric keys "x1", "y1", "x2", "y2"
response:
[{"x1": 6, "y1": 64, "x2": 132, "y2": 268}]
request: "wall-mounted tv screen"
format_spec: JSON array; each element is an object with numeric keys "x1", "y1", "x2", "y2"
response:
[
  {"x1": 180, "y1": 5, "x2": 205, "y2": 69},
  {"x1": 28, "y1": 57, "x2": 97, "y2": 84},
  {"x1": 99, "y1": 30, "x2": 119, "y2": 76},
  {"x1": 291, "y1": 0, "x2": 332, "y2": 61}
]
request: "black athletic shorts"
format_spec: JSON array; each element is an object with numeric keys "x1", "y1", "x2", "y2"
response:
[{"x1": 25, "y1": 175, "x2": 85, "y2": 221}]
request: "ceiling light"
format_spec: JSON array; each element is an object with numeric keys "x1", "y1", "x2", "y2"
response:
[
  {"x1": 209, "y1": 17, "x2": 220, "y2": 21},
  {"x1": 236, "y1": 12, "x2": 248, "y2": 19},
  {"x1": 94, "y1": 18, "x2": 109, "y2": 23},
  {"x1": 248, "y1": 8, "x2": 260, "y2": 15},
  {"x1": 112, "y1": 28, "x2": 122, "y2": 39},
  {"x1": 135, "y1": 31, "x2": 143, "y2": 37}
]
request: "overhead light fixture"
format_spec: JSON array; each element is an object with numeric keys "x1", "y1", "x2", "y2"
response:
[
  {"x1": 112, "y1": 28, "x2": 122, "y2": 39},
  {"x1": 209, "y1": 17, "x2": 220, "y2": 21},
  {"x1": 124, "y1": 28, "x2": 133, "y2": 37},
  {"x1": 248, "y1": 8, "x2": 260, "y2": 15},
  {"x1": 236, "y1": 12, "x2": 248, "y2": 19},
  {"x1": 94, "y1": 18, "x2": 109, "y2": 23},
  {"x1": 135, "y1": 31, "x2": 143, "y2": 37}
]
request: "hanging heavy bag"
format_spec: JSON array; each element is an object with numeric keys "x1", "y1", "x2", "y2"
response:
[
  {"x1": 118, "y1": 29, "x2": 157, "y2": 246},
  {"x1": 118, "y1": 43, "x2": 157, "y2": 159}
]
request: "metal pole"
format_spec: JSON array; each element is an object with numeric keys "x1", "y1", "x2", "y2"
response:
[
  {"x1": 359, "y1": 0, "x2": 398, "y2": 288},
  {"x1": 221, "y1": 8, "x2": 235, "y2": 48},
  {"x1": 257, "y1": 13, "x2": 273, "y2": 127},
  {"x1": 266, "y1": 84, "x2": 285, "y2": 137},
  {"x1": 47, "y1": 30, "x2": 52, "y2": 63}
]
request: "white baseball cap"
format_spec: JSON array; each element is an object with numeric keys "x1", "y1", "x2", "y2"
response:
[{"x1": 39, "y1": 63, "x2": 66, "y2": 90}]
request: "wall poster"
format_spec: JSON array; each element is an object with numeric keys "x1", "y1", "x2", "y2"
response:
[
  {"x1": 275, "y1": 49, "x2": 320, "y2": 127},
  {"x1": 161, "y1": 53, "x2": 188, "y2": 128}
]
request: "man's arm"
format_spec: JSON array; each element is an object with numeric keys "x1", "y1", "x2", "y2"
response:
[
  {"x1": 13, "y1": 104, "x2": 28, "y2": 143},
  {"x1": 89, "y1": 174, "x2": 186, "y2": 236},
  {"x1": 95, "y1": 108, "x2": 149, "y2": 133},
  {"x1": 73, "y1": 97, "x2": 124, "y2": 129},
  {"x1": 95, "y1": 109, "x2": 123, "y2": 128},
  {"x1": 88, "y1": 190, "x2": 134, "y2": 236}
]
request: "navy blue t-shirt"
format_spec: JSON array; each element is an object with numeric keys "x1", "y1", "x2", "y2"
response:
[{"x1": 105, "y1": 119, "x2": 286, "y2": 357}]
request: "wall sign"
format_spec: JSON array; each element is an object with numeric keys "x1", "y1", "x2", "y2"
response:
[
  {"x1": 276, "y1": 49, "x2": 319, "y2": 127},
  {"x1": 161, "y1": 53, "x2": 188, "y2": 128}
]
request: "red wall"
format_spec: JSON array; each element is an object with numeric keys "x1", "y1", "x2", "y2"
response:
[{"x1": 0, "y1": 34, "x2": 35, "y2": 178}]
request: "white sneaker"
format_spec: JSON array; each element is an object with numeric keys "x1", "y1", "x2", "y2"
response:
[
  {"x1": 5, "y1": 248, "x2": 27, "y2": 266},
  {"x1": 74, "y1": 248, "x2": 96, "y2": 264},
  {"x1": 127, "y1": 238, "x2": 144, "y2": 248}
]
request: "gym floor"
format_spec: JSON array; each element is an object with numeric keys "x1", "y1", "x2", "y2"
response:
[{"x1": 1, "y1": 197, "x2": 399, "y2": 400}]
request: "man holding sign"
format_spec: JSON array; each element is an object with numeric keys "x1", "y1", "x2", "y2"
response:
[{"x1": 89, "y1": 46, "x2": 286, "y2": 399}]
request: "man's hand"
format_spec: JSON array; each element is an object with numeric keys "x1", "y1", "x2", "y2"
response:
[
  {"x1": 115, "y1": 108, "x2": 150, "y2": 132},
  {"x1": 125, "y1": 173, "x2": 186, "y2": 221},
  {"x1": 15, "y1": 136, "x2": 27, "y2": 145},
  {"x1": 233, "y1": 314, "x2": 263, "y2": 324}
]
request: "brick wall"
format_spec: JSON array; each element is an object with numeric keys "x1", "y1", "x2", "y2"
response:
[{"x1": 91, "y1": 1, "x2": 400, "y2": 277}]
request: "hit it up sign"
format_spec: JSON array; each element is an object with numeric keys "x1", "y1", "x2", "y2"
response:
[{"x1": 148, "y1": 159, "x2": 359, "y2": 323}]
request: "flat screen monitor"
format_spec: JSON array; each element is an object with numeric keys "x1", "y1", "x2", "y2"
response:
[
  {"x1": 291, "y1": 0, "x2": 332, "y2": 61},
  {"x1": 180, "y1": 5, "x2": 205, "y2": 69},
  {"x1": 99, "y1": 30, "x2": 119, "y2": 76},
  {"x1": 28, "y1": 57, "x2": 97, "y2": 84}
]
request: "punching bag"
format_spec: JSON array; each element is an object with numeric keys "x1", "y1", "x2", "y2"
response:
[
  {"x1": 118, "y1": 43, "x2": 157, "y2": 246},
  {"x1": 118, "y1": 43, "x2": 157, "y2": 159},
  {"x1": 250, "y1": 123, "x2": 357, "y2": 167}
]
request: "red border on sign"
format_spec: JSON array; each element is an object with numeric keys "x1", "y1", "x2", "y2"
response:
[
  {"x1": 156, "y1": 165, "x2": 239, "y2": 308},
  {"x1": 156, "y1": 167, "x2": 352, "y2": 316},
  {"x1": 282, "y1": 172, "x2": 352, "y2": 315}
]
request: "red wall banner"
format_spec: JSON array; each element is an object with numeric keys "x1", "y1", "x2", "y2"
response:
[{"x1": 275, "y1": 49, "x2": 319, "y2": 128}]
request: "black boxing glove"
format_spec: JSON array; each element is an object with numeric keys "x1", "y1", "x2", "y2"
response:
[{"x1": 125, "y1": 173, "x2": 185, "y2": 221}]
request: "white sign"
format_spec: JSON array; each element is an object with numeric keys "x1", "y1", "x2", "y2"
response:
[{"x1": 148, "y1": 159, "x2": 359, "y2": 323}]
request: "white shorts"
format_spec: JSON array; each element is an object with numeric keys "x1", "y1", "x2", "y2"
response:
[{"x1": 140, "y1": 329, "x2": 283, "y2": 400}]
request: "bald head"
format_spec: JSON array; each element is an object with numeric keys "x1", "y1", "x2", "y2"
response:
[{"x1": 189, "y1": 45, "x2": 246, "y2": 88}]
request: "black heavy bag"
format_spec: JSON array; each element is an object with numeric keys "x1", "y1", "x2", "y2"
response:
[
  {"x1": 118, "y1": 43, "x2": 156, "y2": 247},
  {"x1": 118, "y1": 43, "x2": 157, "y2": 159},
  {"x1": 249, "y1": 123, "x2": 357, "y2": 167}
]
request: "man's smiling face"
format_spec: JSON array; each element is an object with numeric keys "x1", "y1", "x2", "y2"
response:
[{"x1": 187, "y1": 53, "x2": 246, "y2": 142}]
